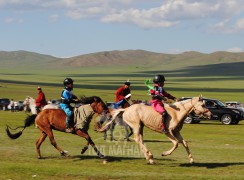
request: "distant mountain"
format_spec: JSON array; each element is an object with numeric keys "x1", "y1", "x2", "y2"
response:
[{"x1": 0, "y1": 50, "x2": 244, "y2": 70}]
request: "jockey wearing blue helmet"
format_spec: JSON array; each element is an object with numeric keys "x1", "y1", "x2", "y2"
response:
[{"x1": 59, "y1": 78, "x2": 80, "y2": 133}]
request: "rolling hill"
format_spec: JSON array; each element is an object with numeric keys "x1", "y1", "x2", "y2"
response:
[
  {"x1": 1, "y1": 50, "x2": 244, "y2": 71},
  {"x1": 0, "y1": 49, "x2": 244, "y2": 101}
]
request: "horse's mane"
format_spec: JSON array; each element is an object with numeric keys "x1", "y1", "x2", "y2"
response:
[
  {"x1": 80, "y1": 96, "x2": 108, "y2": 110},
  {"x1": 80, "y1": 96, "x2": 102, "y2": 104}
]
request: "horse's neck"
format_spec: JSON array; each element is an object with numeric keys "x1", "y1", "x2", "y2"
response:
[
  {"x1": 166, "y1": 101, "x2": 193, "y2": 122},
  {"x1": 29, "y1": 98, "x2": 37, "y2": 114}
]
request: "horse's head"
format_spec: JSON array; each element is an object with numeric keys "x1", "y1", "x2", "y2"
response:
[
  {"x1": 23, "y1": 96, "x2": 30, "y2": 105},
  {"x1": 191, "y1": 96, "x2": 212, "y2": 119},
  {"x1": 81, "y1": 96, "x2": 108, "y2": 114}
]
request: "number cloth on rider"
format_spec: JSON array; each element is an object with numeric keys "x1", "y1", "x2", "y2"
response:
[{"x1": 74, "y1": 104, "x2": 95, "y2": 131}]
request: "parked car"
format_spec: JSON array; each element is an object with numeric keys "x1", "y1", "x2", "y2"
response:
[
  {"x1": 225, "y1": 101, "x2": 244, "y2": 118},
  {"x1": 0, "y1": 98, "x2": 10, "y2": 110},
  {"x1": 179, "y1": 97, "x2": 243, "y2": 125},
  {"x1": 17, "y1": 100, "x2": 24, "y2": 111}
]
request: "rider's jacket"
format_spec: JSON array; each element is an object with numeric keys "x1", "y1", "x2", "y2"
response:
[
  {"x1": 36, "y1": 91, "x2": 47, "y2": 107},
  {"x1": 115, "y1": 86, "x2": 131, "y2": 102},
  {"x1": 60, "y1": 87, "x2": 77, "y2": 105},
  {"x1": 150, "y1": 84, "x2": 176, "y2": 101}
]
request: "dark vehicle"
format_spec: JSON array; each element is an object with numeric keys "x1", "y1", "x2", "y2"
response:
[
  {"x1": 0, "y1": 98, "x2": 10, "y2": 110},
  {"x1": 17, "y1": 100, "x2": 24, "y2": 111},
  {"x1": 180, "y1": 97, "x2": 243, "y2": 125}
]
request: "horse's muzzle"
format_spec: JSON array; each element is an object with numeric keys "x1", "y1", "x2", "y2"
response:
[{"x1": 203, "y1": 110, "x2": 212, "y2": 119}]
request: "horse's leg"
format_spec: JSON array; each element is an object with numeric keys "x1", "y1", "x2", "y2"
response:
[
  {"x1": 104, "y1": 130, "x2": 107, "y2": 140},
  {"x1": 104, "y1": 120, "x2": 111, "y2": 140},
  {"x1": 76, "y1": 130, "x2": 104, "y2": 158},
  {"x1": 36, "y1": 131, "x2": 47, "y2": 159},
  {"x1": 133, "y1": 124, "x2": 154, "y2": 164},
  {"x1": 174, "y1": 131, "x2": 194, "y2": 163},
  {"x1": 124, "y1": 124, "x2": 130, "y2": 141},
  {"x1": 110, "y1": 121, "x2": 116, "y2": 141},
  {"x1": 128, "y1": 126, "x2": 133, "y2": 137},
  {"x1": 162, "y1": 130, "x2": 179, "y2": 156},
  {"x1": 44, "y1": 128, "x2": 69, "y2": 157},
  {"x1": 81, "y1": 141, "x2": 89, "y2": 154}
]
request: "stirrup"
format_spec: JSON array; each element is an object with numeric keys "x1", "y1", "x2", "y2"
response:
[
  {"x1": 65, "y1": 128, "x2": 74, "y2": 133},
  {"x1": 162, "y1": 128, "x2": 168, "y2": 133}
]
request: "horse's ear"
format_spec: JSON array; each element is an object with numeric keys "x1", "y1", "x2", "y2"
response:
[{"x1": 199, "y1": 95, "x2": 203, "y2": 101}]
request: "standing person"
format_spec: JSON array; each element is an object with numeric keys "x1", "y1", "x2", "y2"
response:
[
  {"x1": 59, "y1": 78, "x2": 80, "y2": 133},
  {"x1": 114, "y1": 80, "x2": 131, "y2": 108},
  {"x1": 14, "y1": 101, "x2": 19, "y2": 111},
  {"x1": 36, "y1": 86, "x2": 47, "y2": 113},
  {"x1": 10, "y1": 99, "x2": 14, "y2": 112},
  {"x1": 150, "y1": 75, "x2": 178, "y2": 133}
]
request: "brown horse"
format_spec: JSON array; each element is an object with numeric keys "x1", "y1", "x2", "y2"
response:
[
  {"x1": 6, "y1": 96, "x2": 107, "y2": 159},
  {"x1": 97, "y1": 96, "x2": 212, "y2": 164}
]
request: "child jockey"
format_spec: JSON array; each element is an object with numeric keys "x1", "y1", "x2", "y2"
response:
[
  {"x1": 149, "y1": 75, "x2": 178, "y2": 133},
  {"x1": 59, "y1": 78, "x2": 80, "y2": 133}
]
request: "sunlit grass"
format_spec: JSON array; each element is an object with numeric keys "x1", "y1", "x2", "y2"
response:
[{"x1": 0, "y1": 111, "x2": 244, "y2": 179}]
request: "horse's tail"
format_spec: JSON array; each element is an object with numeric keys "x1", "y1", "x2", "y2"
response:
[
  {"x1": 6, "y1": 114, "x2": 37, "y2": 139},
  {"x1": 95, "y1": 108, "x2": 125, "y2": 132}
]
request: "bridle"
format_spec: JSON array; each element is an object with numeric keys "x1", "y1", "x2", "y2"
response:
[
  {"x1": 180, "y1": 99, "x2": 209, "y2": 115},
  {"x1": 190, "y1": 99, "x2": 210, "y2": 115}
]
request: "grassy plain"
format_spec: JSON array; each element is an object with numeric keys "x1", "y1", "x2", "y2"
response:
[
  {"x1": 1, "y1": 62, "x2": 244, "y2": 103},
  {"x1": 0, "y1": 51, "x2": 244, "y2": 179},
  {"x1": 0, "y1": 111, "x2": 244, "y2": 180}
]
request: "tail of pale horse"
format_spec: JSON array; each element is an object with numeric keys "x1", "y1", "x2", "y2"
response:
[
  {"x1": 95, "y1": 108, "x2": 124, "y2": 133},
  {"x1": 6, "y1": 114, "x2": 37, "y2": 140}
]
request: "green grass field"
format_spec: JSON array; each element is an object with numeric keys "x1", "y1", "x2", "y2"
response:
[
  {"x1": 0, "y1": 53, "x2": 244, "y2": 179},
  {"x1": 0, "y1": 111, "x2": 244, "y2": 179}
]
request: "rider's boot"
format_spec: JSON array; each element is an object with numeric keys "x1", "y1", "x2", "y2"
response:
[
  {"x1": 65, "y1": 116, "x2": 74, "y2": 133},
  {"x1": 162, "y1": 112, "x2": 168, "y2": 133}
]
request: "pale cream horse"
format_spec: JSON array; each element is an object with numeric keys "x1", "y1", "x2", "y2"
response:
[{"x1": 97, "y1": 96, "x2": 212, "y2": 164}]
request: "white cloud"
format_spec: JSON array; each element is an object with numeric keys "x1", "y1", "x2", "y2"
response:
[
  {"x1": 4, "y1": 17, "x2": 23, "y2": 23},
  {"x1": 226, "y1": 47, "x2": 243, "y2": 52},
  {"x1": 209, "y1": 17, "x2": 244, "y2": 34},
  {"x1": 0, "y1": 0, "x2": 244, "y2": 30},
  {"x1": 49, "y1": 14, "x2": 59, "y2": 22},
  {"x1": 236, "y1": 18, "x2": 244, "y2": 30}
]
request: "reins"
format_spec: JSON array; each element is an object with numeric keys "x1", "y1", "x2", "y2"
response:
[
  {"x1": 190, "y1": 98, "x2": 209, "y2": 114},
  {"x1": 179, "y1": 98, "x2": 208, "y2": 116}
]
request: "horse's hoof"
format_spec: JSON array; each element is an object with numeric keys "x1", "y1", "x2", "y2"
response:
[
  {"x1": 147, "y1": 159, "x2": 155, "y2": 165},
  {"x1": 190, "y1": 158, "x2": 194, "y2": 164},
  {"x1": 81, "y1": 146, "x2": 89, "y2": 154},
  {"x1": 99, "y1": 154, "x2": 105, "y2": 159},
  {"x1": 161, "y1": 152, "x2": 168, "y2": 156},
  {"x1": 61, "y1": 151, "x2": 69, "y2": 157},
  {"x1": 102, "y1": 160, "x2": 108, "y2": 164},
  {"x1": 37, "y1": 156, "x2": 41, "y2": 159}
]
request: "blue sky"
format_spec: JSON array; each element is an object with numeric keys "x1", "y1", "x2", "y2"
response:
[{"x1": 0, "y1": 0, "x2": 244, "y2": 57}]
